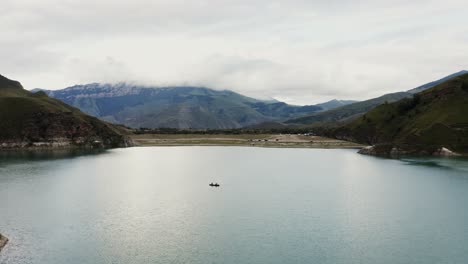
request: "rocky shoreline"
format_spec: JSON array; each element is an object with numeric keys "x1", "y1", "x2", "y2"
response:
[
  {"x1": 0, "y1": 234, "x2": 7, "y2": 253},
  {"x1": 358, "y1": 145, "x2": 461, "y2": 157}
]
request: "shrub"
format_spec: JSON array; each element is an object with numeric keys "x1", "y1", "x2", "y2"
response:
[{"x1": 462, "y1": 79, "x2": 468, "y2": 91}]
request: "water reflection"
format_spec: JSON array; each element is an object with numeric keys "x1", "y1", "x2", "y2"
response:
[
  {"x1": 0, "y1": 149, "x2": 109, "y2": 166},
  {"x1": 400, "y1": 156, "x2": 468, "y2": 172}
]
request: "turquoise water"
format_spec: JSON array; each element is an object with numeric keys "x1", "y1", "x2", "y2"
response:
[{"x1": 0, "y1": 147, "x2": 468, "y2": 264}]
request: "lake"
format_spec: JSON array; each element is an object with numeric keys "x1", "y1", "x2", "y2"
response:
[{"x1": 1, "y1": 147, "x2": 468, "y2": 264}]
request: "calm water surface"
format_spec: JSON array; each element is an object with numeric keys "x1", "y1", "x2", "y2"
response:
[{"x1": 1, "y1": 147, "x2": 468, "y2": 264}]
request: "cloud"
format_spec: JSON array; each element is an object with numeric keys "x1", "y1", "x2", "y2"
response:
[{"x1": 1, "y1": 0, "x2": 467, "y2": 104}]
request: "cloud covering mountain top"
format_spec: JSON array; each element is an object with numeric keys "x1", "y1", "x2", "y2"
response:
[{"x1": 1, "y1": 0, "x2": 467, "y2": 104}]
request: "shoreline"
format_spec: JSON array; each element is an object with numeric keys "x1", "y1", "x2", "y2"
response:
[
  {"x1": 358, "y1": 145, "x2": 467, "y2": 157},
  {"x1": 0, "y1": 143, "x2": 362, "y2": 151},
  {"x1": 134, "y1": 144, "x2": 363, "y2": 149}
]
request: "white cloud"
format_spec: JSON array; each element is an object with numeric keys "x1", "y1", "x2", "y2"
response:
[{"x1": 1, "y1": 0, "x2": 467, "y2": 104}]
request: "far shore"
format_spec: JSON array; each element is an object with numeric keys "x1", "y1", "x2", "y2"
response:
[
  {"x1": 0, "y1": 134, "x2": 365, "y2": 151},
  {"x1": 129, "y1": 134, "x2": 365, "y2": 149}
]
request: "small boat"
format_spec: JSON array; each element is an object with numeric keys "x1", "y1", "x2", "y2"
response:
[{"x1": 209, "y1": 183, "x2": 220, "y2": 187}]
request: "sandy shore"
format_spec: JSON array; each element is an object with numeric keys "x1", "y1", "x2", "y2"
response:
[{"x1": 130, "y1": 134, "x2": 364, "y2": 149}]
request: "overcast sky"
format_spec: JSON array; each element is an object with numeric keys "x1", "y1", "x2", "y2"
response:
[{"x1": 1, "y1": 0, "x2": 467, "y2": 104}]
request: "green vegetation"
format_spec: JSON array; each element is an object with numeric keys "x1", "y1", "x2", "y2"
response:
[
  {"x1": 0, "y1": 74, "x2": 130, "y2": 148},
  {"x1": 331, "y1": 73, "x2": 468, "y2": 154}
]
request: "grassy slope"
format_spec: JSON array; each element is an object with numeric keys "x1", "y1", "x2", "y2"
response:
[
  {"x1": 0, "y1": 75, "x2": 128, "y2": 147},
  {"x1": 332, "y1": 73, "x2": 468, "y2": 153}
]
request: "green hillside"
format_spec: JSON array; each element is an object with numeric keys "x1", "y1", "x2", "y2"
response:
[
  {"x1": 332, "y1": 73, "x2": 468, "y2": 155},
  {"x1": 0, "y1": 75, "x2": 130, "y2": 148}
]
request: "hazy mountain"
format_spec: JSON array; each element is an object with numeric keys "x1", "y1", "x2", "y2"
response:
[
  {"x1": 315, "y1": 99, "x2": 358, "y2": 111},
  {"x1": 38, "y1": 84, "x2": 323, "y2": 129},
  {"x1": 0, "y1": 75, "x2": 130, "y2": 148},
  {"x1": 331, "y1": 73, "x2": 468, "y2": 155}
]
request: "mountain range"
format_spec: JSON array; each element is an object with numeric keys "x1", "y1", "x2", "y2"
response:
[
  {"x1": 36, "y1": 71, "x2": 468, "y2": 131},
  {"x1": 37, "y1": 84, "x2": 354, "y2": 129},
  {"x1": 0, "y1": 74, "x2": 130, "y2": 148}
]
